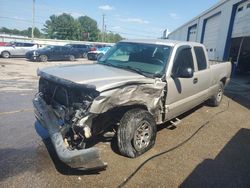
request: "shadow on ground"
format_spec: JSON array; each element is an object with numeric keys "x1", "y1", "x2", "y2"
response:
[
  {"x1": 0, "y1": 147, "x2": 42, "y2": 181},
  {"x1": 225, "y1": 73, "x2": 250, "y2": 109},
  {"x1": 180, "y1": 128, "x2": 250, "y2": 187}
]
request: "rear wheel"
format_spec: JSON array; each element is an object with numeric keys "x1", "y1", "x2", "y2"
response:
[
  {"x1": 2, "y1": 51, "x2": 10, "y2": 58},
  {"x1": 69, "y1": 55, "x2": 75, "y2": 61},
  {"x1": 208, "y1": 81, "x2": 224, "y2": 107},
  {"x1": 117, "y1": 109, "x2": 156, "y2": 158},
  {"x1": 39, "y1": 55, "x2": 48, "y2": 62},
  {"x1": 82, "y1": 52, "x2": 87, "y2": 58}
]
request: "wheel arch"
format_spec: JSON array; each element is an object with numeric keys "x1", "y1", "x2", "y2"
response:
[
  {"x1": 1, "y1": 50, "x2": 11, "y2": 56},
  {"x1": 220, "y1": 77, "x2": 227, "y2": 86}
]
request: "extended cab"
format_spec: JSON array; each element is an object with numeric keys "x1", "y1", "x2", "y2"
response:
[{"x1": 33, "y1": 39, "x2": 231, "y2": 170}]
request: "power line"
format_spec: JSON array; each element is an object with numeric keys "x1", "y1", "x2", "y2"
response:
[{"x1": 0, "y1": 16, "x2": 44, "y2": 25}]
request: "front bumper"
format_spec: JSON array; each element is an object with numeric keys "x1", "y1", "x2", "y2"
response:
[
  {"x1": 33, "y1": 94, "x2": 107, "y2": 170},
  {"x1": 26, "y1": 54, "x2": 38, "y2": 61},
  {"x1": 87, "y1": 53, "x2": 98, "y2": 60}
]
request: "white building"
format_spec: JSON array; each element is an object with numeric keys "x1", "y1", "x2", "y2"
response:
[{"x1": 168, "y1": 0, "x2": 250, "y2": 73}]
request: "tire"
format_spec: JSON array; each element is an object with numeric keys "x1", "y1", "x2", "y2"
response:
[
  {"x1": 69, "y1": 55, "x2": 75, "y2": 61},
  {"x1": 39, "y1": 55, "x2": 48, "y2": 62},
  {"x1": 208, "y1": 81, "x2": 224, "y2": 107},
  {"x1": 82, "y1": 52, "x2": 87, "y2": 58},
  {"x1": 117, "y1": 108, "x2": 157, "y2": 158},
  {"x1": 1, "y1": 51, "x2": 10, "y2": 58}
]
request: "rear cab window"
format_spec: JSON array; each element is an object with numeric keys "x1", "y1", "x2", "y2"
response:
[{"x1": 194, "y1": 46, "x2": 207, "y2": 71}]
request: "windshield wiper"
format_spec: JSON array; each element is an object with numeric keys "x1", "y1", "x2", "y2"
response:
[
  {"x1": 116, "y1": 65, "x2": 148, "y2": 77},
  {"x1": 98, "y1": 61, "x2": 148, "y2": 77}
]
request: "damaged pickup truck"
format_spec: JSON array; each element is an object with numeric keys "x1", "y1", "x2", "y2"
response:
[{"x1": 33, "y1": 39, "x2": 231, "y2": 170}]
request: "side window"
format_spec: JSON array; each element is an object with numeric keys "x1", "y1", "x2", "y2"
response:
[
  {"x1": 172, "y1": 46, "x2": 194, "y2": 76},
  {"x1": 15, "y1": 43, "x2": 22, "y2": 47},
  {"x1": 194, "y1": 46, "x2": 207, "y2": 70},
  {"x1": 23, "y1": 43, "x2": 34, "y2": 47}
]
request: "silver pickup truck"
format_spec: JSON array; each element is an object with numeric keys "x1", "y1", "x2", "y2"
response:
[{"x1": 33, "y1": 39, "x2": 231, "y2": 170}]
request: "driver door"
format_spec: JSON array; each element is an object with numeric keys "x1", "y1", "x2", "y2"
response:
[{"x1": 165, "y1": 45, "x2": 201, "y2": 120}]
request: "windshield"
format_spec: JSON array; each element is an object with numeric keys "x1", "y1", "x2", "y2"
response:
[{"x1": 97, "y1": 42, "x2": 172, "y2": 78}]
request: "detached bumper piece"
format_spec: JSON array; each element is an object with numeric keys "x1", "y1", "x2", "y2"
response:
[{"x1": 33, "y1": 94, "x2": 107, "y2": 171}]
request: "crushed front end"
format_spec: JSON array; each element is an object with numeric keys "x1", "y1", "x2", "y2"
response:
[{"x1": 33, "y1": 77, "x2": 107, "y2": 170}]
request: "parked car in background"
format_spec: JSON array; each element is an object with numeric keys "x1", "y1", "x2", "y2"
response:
[
  {"x1": 0, "y1": 42, "x2": 38, "y2": 58},
  {"x1": 0, "y1": 42, "x2": 9, "y2": 46},
  {"x1": 65, "y1": 44, "x2": 92, "y2": 58},
  {"x1": 26, "y1": 45, "x2": 81, "y2": 62},
  {"x1": 87, "y1": 46, "x2": 111, "y2": 60}
]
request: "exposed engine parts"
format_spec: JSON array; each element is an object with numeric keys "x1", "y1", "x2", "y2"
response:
[{"x1": 39, "y1": 77, "x2": 97, "y2": 150}]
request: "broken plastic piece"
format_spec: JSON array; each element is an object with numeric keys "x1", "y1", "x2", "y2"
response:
[{"x1": 33, "y1": 94, "x2": 107, "y2": 170}]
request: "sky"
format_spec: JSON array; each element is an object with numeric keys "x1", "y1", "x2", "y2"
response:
[{"x1": 0, "y1": 0, "x2": 219, "y2": 39}]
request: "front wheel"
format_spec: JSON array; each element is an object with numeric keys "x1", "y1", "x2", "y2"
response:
[
  {"x1": 208, "y1": 81, "x2": 224, "y2": 107},
  {"x1": 2, "y1": 51, "x2": 10, "y2": 58},
  {"x1": 117, "y1": 109, "x2": 156, "y2": 158}
]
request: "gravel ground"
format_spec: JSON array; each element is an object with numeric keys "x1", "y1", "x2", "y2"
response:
[{"x1": 0, "y1": 58, "x2": 250, "y2": 188}]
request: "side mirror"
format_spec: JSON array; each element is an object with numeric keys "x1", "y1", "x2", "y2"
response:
[
  {"x1": 173, "y1": 67, "x2": 193, "y2": 78},
  {"x1": 178, "y1": 67, "x2": 194, "y2": 78}
]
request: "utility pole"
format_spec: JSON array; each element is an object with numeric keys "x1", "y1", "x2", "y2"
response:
[
  {"x1": 32, "y1": 0, "x2": 35, "y2": 41},
  {"x1": 104, "y1": 25, "x2": 107, "y2": 42},
  {"x1": 102, "y1": 14, "x2": 105, "y2": 42}
]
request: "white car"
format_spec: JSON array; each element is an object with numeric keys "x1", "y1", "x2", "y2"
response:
[{"x1": 0, "y1": 42, "x2": 38, "y2": 58}]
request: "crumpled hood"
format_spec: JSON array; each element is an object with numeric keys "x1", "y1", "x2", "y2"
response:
[{"x1": 38, "y1": 63, "x2": 154, "y2": 92}]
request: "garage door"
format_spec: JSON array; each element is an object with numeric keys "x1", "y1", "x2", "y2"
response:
[
  {"x1": 202, "y1": 13, "x2": 221, "y2": 60},
  {"x1": 232, "y1": 1, "x2": 250, "y2": 38},
  {"x1": 187, "y1": 24, "x2": 197, "y2": 42}
]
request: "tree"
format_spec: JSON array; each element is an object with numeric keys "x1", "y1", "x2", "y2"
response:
[
  {"x1": 43, "y1": 13, "x2": 81, "y2": 40},
  {"x1": 100, "y1": 32, "x2": 123, "y2": 43},
  {"x1": 0, "y1": 27, "x2": 42, "y2": 38},
  {"x1": 78, "y1": 16, "x2": 100, "y2": 41}
]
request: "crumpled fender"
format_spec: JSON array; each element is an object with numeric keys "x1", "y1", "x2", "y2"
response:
[{"x1": 89, "y1": 81, "x2": 166, "y2": 120}]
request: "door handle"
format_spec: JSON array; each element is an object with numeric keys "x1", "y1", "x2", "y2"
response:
[{"x1": 193, "y1": 78, "x2": 198, "y2": 84}]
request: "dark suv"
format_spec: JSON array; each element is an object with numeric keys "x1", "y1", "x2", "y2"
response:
[
  {"x1": 26, "y1": 45, "x2": 81, "y2": 62},
  {"x1": 65, "y1": 44, "x2": 92, "y2": 58}
]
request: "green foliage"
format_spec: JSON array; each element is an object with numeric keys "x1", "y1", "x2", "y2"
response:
[
  {"x1": 43, "y1": 13, "x2": 81, "y2": 40},
  {"x1": 0, "y1": 27, "x2": 42, "y2": 38},
  {"x1": 0, "y1": 13, "x2": 123, "y2": 42},
  {"x1": 103, "y1": 32, "x2": 123, "y2": 43},
  {"x1": 78, "y1": 16, "x2": 100, "y2": 41},
  {"x1": 43, "y1": 13, "x2": 122, "y2": 42}
]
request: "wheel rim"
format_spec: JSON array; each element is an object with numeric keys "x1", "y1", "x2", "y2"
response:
[
  {"x1": 3, "y1": 52, "x2": 9, "y2": 58},
  {"x1": 217, "y1": 88, "x2": 223, "y2": 102},
  {"x1": 133, "y1": 120, "x2": 152, "y2": 151},
  {"x1": 40, "y1": 55, "x2": 47, "y2": 62}
]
